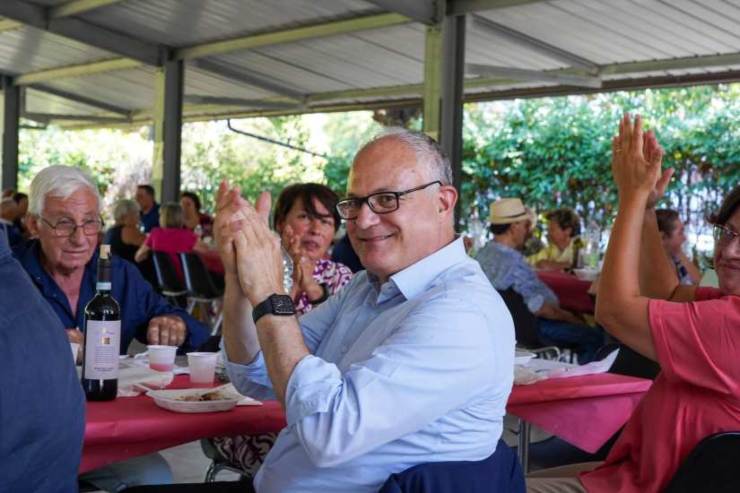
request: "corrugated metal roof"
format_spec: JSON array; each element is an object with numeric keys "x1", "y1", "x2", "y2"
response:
[
  {"x1": 80, "y1": 0, "x2": 381, "y2": 47},
  {"x1": 0, "y1": 0, "x2": 735, "y2": 126}
]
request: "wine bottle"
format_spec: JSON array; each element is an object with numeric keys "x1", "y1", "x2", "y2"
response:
[{"x1": 81, "y1": 244, "x2": 121, "y2": 401}]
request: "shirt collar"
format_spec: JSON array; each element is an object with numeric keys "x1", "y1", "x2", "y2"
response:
[
  {"x1": 18, "y1": 240, "x2": 97, "y2": 298},
  {"x1": 378, "y1": 236, "x2": 467, "y2": 301}
]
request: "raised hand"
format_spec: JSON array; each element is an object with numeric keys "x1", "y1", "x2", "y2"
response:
[
  {"x1": 611, "y1": 114, "x2": 666, "y2": 203},
  {"x1": 214, "y1": 181, "x2": 244, "y2": 277},
  {"x1": 281, "y1": 224, "x2": 318, "y2": 300}
]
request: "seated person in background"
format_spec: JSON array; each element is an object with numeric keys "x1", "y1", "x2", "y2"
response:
[
  {"x1": 104, "y1": 198, "x2": 146, "y2": 264},
  {"x1": 17, "y1": 166, "x2": 210, "y2": 354},
  {"x1": 528, "y1": 208, "x2": 582, "y2": 271},
  {"x1": 216, "y1": 129, "x2": 515, "y2": 492},
  {"x1": 655, "y1": 208, "x2": 701, "y2": 285},
  {"x1": 135, "y1": 184, "x2": 160, "y2": 233},
  {"x1": 134, "y1": 202, "x2": 213, "y2": 279},
  {"x1": 212, "y1": 183, "x2": 353, "y2": 475},
  {"x1": 0, "y1": 196, "x2": 23, "y2": 247},
  {"x1": 476, "y1": 198, "x2": 604, "y2": 363},
  {"x1": 528, "y1": 115, "x2": 740, "y2": 493},
  {"x1": 12, "y1": 191, "x2": 29, "y2": 238},
  {"x1": 0, "y1": 228, "x2": 85, "y2": 493},
  {"x1": 181, "y1": 190, "x2": 213, "y2": 238}
]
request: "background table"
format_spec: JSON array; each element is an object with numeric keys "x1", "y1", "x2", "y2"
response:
[
  {"x1": 82, "y1": 377, "x2": 286, "y2": 473},
  {"x1": 538, "y1": 271, "x2": 595, "y2": 314},
  {"x1": 507, "y1": 373, "x2": 651, "y2": 470}
]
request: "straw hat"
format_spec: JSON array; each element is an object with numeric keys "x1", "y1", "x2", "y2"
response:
[{"x1": 489, "y1": 198, "x2": 536, "y2": 225}]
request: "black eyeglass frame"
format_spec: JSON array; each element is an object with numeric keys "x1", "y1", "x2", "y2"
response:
[
  {"x1": 336, "y1": 180, "x2": 443, "y2": 220},
  {"x1": 713, "y1": 223, "x2": 739, "y2": 246},
  {"x1": 40, "y1": 216, "x2": 103, "y2": 237}
]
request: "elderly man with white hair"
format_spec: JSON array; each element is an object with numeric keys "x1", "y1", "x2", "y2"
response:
[
  {"x1": 213, "y1": 129, "x2": 517, "y2": 493},
  {"x1": 16, "y1": 165, "x2": 209, "y2": 353},
  {"x1": 14, "y1": 165, "x2": 211, "y2": 491}
]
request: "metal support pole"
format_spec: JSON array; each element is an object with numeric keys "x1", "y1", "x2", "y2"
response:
[
  {"x1": 422, "y1": 25, "x2": 442, "y2": 139},
  {"x1": 152, "y1": 58, "x2": 183, "y2": 203},
  {"x1": 1, "y1": 77, "x2": 20, "y2": 192},
  {"x1": 439, "y1": 14, "x2": 465, "y2": 223}
]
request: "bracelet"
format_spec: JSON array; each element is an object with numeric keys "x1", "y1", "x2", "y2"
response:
[{"x1": 310, "y1": 283, "x2": 330, "y2": 305}]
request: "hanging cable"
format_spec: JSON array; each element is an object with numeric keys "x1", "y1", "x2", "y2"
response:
[{"x1": 226, "y1": 119, "x2": 330, "y2": 160}]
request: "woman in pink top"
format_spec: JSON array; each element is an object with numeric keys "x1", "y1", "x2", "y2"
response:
[
  {"x1": 135, "y1": 202, "x2": 211, "y2": 279},
  {"x1": 527, "y1": 115, "x2": 740, "y2": 493}
]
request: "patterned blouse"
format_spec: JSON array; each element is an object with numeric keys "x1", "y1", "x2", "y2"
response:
[{"x1": 294, "y1": 258, "x2": 354, "y2": 315}]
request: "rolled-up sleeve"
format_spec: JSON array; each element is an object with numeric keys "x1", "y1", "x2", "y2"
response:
[
  {"x1": 225, "y1": 351, "x2": 276, "y2": 400},
  {"x1": 283, "y1": 296, "x2": 502, "y2": 468}
]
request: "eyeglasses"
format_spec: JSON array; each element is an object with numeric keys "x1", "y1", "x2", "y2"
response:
[
  {"x1": 41, "y1": 217, "x2": 102, "y2": 237},
  {"x1": 336, "y1": 181, "x2": 442, "y2": 220},
  {"x1": 713, "y1": 224, "x2": 739, "y2": 247}
]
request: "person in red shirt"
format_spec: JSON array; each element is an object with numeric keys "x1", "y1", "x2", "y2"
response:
[{"x1": 527, "y1": 114, "x2": 740, "y2": 493}]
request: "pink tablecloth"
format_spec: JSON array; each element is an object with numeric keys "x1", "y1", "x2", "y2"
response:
[
  {"x1": 82, "y1": 377, "x2": 286, "y2": 473},
  {"x1": 538, "y1": 271, "x2": 595, "y2": 314},
  {"x1": 508, "y1": 373, "x2": 651, "y2": 453}
]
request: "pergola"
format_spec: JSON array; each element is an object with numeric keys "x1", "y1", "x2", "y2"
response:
[{"x1": 1, "y1": 0, "x2": 738, "y2": 203}]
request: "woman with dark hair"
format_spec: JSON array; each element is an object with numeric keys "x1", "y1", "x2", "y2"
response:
[
  {"x1": 527, "y1": 115, "x2": 740, "y2": 493},
  {"x1": 528, "y1": 208, "x2": 582, "y2": 271},
  {"x1": 212, "y1": 183, "x2": 353, "y2": 477},
  {"x1": 655, "y1": 208, "x2": 701, "y2": 285},
  {"x1": 180, "y1": 191, "x2": 213, "y2": 238},
  {"x1": 273, "y1": 183, "x2": 353, "y2": 313}
]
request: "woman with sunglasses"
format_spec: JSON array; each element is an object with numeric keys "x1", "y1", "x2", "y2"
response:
[{"x1": 527, "y1": 115, "x2": 739, "y2": 493}]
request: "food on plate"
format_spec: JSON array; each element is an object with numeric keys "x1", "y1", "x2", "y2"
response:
[{"x1": 175, "y1": 390, "x2": 230, "y2": 402}]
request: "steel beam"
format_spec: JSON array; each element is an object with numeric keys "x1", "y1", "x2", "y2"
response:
[
  {"x1": 448, "y1": 0, "x2": 545, "y2": 15},
  {"x1": 2, "y1": 78, "x2": 20, "y2": 192},
  {"x1": 175, "y1": 13, "x2": 410, "y2": 61},
  {"x1": 152, "y1": 60, "x2": 183, "y2": 203},
  {"x1": 183, "y1": 95, "x2": 300, "y2": 110},
  {"x1": 470, "y1": 15, "x2": 598, "y2": 71},
  {"x1": 365, "y1": 0, "x2": 439, "y2": 25},
  {"x1": 0, "y1": 18, "x2": 23, "y2": 32},
  {"x1": 29, "y1": 84, "x2": 131, "y2": 116},
  {"x1": 0, "y1": 0, "x2": 163, "y2": 66},
  {"x1": 422, "y1": 25, "x2": 443, "y2": 138},
  {"x1": 467, "y1": 63, "x2": 602, "y2": 88},
  {"x1": 440, "y1": 14, "x2": 466, "y2": 222},
  {"x1": 190, "y1": 59, "x2": 305, "y2": 101},
  {"x1": 50, "y1": 0, "x2": 127, "y2": 19},
  {"x1": 22, "y1": 112, "x2": 128, "y2": 123},
  {"x1": 15, "y1": 58, "x2": 142, "y2": 85}
]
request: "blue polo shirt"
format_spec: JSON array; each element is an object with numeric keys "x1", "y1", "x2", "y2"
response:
[
  {"x1": 140, "y1": 202, "x2": 160, "y2": 233},
  {"x1": 15, "y1": 240, "x2": 210, "y2": 354},
  {"x1": 0, "y1": 232, "x2": 84, "y2": 493}
]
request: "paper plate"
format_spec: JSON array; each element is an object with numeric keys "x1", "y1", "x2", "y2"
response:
[{"x1": 147, "y1": 387, "x2": 241, "y2": 413}]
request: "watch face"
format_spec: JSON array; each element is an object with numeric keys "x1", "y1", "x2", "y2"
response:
[{"x1": 271, "y1": 295, "x2": 295, "y2": 315}]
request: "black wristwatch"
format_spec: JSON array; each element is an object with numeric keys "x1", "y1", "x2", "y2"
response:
[{"x1": 252, "y1": 294, "x2": 296, "y2": 324}]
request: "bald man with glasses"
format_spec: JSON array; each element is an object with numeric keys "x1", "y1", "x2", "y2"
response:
[{"x1": 214, "y1": 129, "x2": 516, "y2": 493}]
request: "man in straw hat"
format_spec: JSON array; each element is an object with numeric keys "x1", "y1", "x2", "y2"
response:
[{"x1": 476, "y1": 198, "x2": 604, "y2": 363}]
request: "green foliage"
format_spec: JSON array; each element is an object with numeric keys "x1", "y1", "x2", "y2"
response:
[{"x1": 461, "y1": 85, "x2": 740, "y2": 237}]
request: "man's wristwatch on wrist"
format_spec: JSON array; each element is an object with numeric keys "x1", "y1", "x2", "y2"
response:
[{"x1": 252, "y1": 294, "x2": 296, "y2": 324}]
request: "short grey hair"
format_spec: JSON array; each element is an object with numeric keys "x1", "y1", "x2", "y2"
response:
[
  {"x1": 112, "y1": 198, "x2": 140, "y2": 224},
  {"x1": 29, "y1": 165, "x2": 100, "y2": 215},
  {"x1": 366, "y1": 128, "x2": 454, "y2": 185}
]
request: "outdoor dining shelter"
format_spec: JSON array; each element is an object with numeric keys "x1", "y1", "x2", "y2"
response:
[{"x1": 1, "y1": 0, "x2": 739, "y2": 204}]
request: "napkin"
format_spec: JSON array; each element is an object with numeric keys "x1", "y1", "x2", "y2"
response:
[{"x1": 118, "y1": 366, "x2": 174, "y2": 397}]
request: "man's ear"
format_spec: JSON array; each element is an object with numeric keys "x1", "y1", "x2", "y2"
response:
[
  {"x1": 437, "y1": 185, "x2": 458, "y2": 215},
  {"x1": 26, "y1": 215, "x2": 40, "y2": 236}
]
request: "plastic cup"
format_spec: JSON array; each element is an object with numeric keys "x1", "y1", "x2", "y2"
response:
[
  {"x1": 147, "y1": 345, "x2": 177, "y2": 372},
  {"x1": 187, "y1": 352, "x2": 218, "y2": 386},
  {"x1": 70, "y1": 342, "x2": 80, "y2": 364}
]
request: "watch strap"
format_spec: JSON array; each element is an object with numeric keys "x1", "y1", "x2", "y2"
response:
[{"x1": 252, "y1": 294, "x2": 295, "y2": 324}]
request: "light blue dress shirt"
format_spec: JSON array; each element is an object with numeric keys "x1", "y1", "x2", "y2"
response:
[
  {"x1": 226, "y1": 237, "x2": 515, "y2": 493},
  {"x1": 475, "y1": 240, "x2": 558, "y2": 313}
]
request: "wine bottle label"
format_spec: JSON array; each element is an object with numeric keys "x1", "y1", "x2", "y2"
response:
[
  {"x1": 83, "y1": 320, "x2": 121, "y2": 380},
  {"x1": 96, "y1": 282, "x2": 112, "y2": 291}
]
